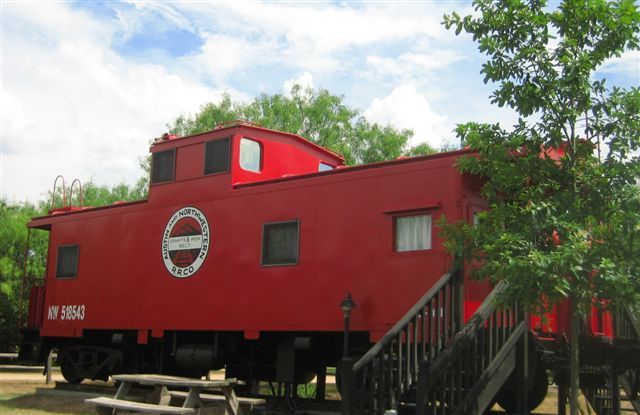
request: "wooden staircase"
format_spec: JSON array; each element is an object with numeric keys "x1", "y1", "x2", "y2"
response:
[
  {"x1": 339, "y1": 270, "x2": 530, "y2": 415},
  {"x1": 581, "y1": 370, "x2": 639, "y2": 414},
  {"x1": 414, "y1": 282, "x2": 527, "y2": 415},
  {"x1": 340, "y1": 270, "x2": 640, "y2": 415},
  {"x1": 579, "y1": 307, "x2": 640, "y2": 414}
]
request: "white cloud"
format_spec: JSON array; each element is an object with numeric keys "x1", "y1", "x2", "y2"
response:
[
  {"x1": 203, "y1": 2, "x2": 446, "y2": 51},
  {"x1": 195, "y1": 33, "x2": 277, "y2": 83},
  {"x1": 178, "y1": 2, "x2": 453, "y2": 76},
  {"x1": 364, "y1": 85, "x2": 449, "y2": 149},
  {"x1": 1, "y1": 2, "x2": 224, "y2": 203},
  {"x1": 283, "y1": 72, "x2": 314, "y2": 97},
  {"x1": 0, "y1": 89, "x2": 30, "y2": 153},
  {"x1": 366, "y1": 50, "x2": 464, "y2": 81},
  {"x1": 599, "y1": 50, "x2": 640, "y2": 78}
]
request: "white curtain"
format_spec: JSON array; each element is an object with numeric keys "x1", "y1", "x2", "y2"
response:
[{"x1": 396, "y1": 215, "x2": 431, "y2": 252}]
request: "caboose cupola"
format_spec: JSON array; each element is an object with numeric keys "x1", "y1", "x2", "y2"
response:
[{"x1": 148, "y1": 121, "x2": 344, "y2": 204}]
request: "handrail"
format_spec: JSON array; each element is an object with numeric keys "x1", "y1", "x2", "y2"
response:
[
  {"x1": 69, "y1": 179, "x2": 83, "y2": 207},
  {"x1": 416, "y1": 280, "x2": 527, "y2": 414},
  {"x1": 353, "y1": 269, "x2": 460, "y2": 372},
  {"x1": 453, "y1": 321, "x2": 526, "y2": 415},
  {"x1": 614, "y1": 306, "x2": 640, "y2": 340},
  {"x1": 625, "y1": 307, "x2": 640, "y2": 338},
  {"x1": 340, "y1": 268, "x2": 463, "y2": 414},
  {"x1": 51, "y1": 175, "x2": 66, "y2": 209},
  {"x1": 422, "y1": 281, "x2": 507, "y2": 384}
]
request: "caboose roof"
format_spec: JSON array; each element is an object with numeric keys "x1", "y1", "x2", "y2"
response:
[
  {"x1": 151, "y1": 122, "x2": 345, "y2": 164},
  {"x1": 234, "y1": 147, "x2": 473, "y2": 189},
  {"x1": 28, "y1": 124, "x2": 473, "y2": 229}
]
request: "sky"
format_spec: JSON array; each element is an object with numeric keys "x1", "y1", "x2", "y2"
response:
[{"x1": 1, "y1": 1, "x2": 638, "y2": 203}]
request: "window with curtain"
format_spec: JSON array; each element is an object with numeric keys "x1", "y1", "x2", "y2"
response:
[
  {"x1": 262, "y1": 221, "x2": 299, "y2": 265},
  {"x1": 395, "y1": 214, "x2": 432, "y2": 252}
]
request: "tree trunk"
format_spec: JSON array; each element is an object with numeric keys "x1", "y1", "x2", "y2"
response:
[{"x1": 570, "y1": 294, "x2": 580, "y2": 415}]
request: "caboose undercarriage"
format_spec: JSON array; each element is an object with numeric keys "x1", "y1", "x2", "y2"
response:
[{"x1": 19, "y1": 328, "x2": 369, "y2": 387}]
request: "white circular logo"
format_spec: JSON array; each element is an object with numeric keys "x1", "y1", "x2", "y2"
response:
[{"x1": 162, "y1": 206, "x2": 210, "y2": 278}]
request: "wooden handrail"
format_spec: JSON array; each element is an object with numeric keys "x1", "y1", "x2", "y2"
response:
[
  {"x1": 453, "y1": 321, "x2": 526, "y2": 415},
  {"x1": 353, "y1": 268, "x2": 459, "y2": 372},
  {"x1": 341, "y1": 268, "x2": 463, "y2": 414},
  {"x1": 626, "y1": 308, "x2": 640, "y2": 338},
  {"x1": 415, "y1": 280, "x2": 527, "y2": 415},
  {"x1": 422, "y1": 281, "x2": 508, "y2": 384}
]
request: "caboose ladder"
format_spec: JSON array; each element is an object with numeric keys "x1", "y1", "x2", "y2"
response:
[{"x1": 339, "y1": 270, "x2": 530, "y2": 415}]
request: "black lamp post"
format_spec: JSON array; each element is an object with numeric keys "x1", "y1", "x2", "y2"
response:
[{"x1": 340, "y1": 292, "x2": 357, "y2": 359}]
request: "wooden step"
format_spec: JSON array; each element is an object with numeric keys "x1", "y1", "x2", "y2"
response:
[
  {"x1": 85, "y1": 396, "x2": 195, "y2": 414},
  {"x1": 168, "y1": 390, "x2": 265, "y2": 407}
]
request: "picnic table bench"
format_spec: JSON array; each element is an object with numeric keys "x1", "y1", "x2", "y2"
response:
[{"x1": 85, "y1": 374, "x2": 262, "y2": 414}]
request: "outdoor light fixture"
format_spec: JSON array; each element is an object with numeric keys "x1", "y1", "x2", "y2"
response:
[{"x1": 340, "y1": 292, "x2": 357, "y2": 359}]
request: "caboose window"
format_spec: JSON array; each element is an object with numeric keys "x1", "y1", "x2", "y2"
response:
[
  {"x1": 204, "y1": 137, "x2": 231, "y2": 175},
  {"x1": 319, "y1": 162, "x2": 334, "y2": 171},
  {"x1": 56, "y1": 245, "x2": 79, "y2": 279},
  {"x1": 395, "y1": 214, "x2": 432, "y2": 252},
  {"x1": 151, "y1": 150, "x2": 175, "y2": 184},
  {"x1": 262, "y1": 221, "x2": 299, "y2": 266},
  {"x1": 239, "y1": 138, "x2": 262, "y2": 173}
]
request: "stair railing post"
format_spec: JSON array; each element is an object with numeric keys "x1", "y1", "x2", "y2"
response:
[
  {"x1": 416, "y1": 360, "x2": 429, "y2": 415},
  {"x1": 611, "y1": 372, "x2": 620, "y2": 415},
  {"x1": 453, "y1": 268, "x2": 464, "y2": 333},
  {"x1": 340, "y1": 357, "x2": 356, "y2": 415},
  {"x1": 516, "y1": 307, "x2": 529, "y2": 415}
]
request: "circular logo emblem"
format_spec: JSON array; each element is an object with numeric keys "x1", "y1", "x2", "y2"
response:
[{"x1": 162, "y1": 206, "x2": 210, "y2": 278}]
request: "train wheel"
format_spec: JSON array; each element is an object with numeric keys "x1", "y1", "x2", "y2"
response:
[
  {"x1": 495, "y1": 366, "x2": 548, "y2": 413},
  {"x1": 60, "y1": 358, "x2": 84, "y2": 384}
]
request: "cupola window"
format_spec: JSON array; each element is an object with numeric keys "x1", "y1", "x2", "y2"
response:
[
  {"x1": 204, "y1": 137, "x2": 231, "y2": 175},
  {"x1": 240, "y1": 138, "x2": 262, "y2": 173}
]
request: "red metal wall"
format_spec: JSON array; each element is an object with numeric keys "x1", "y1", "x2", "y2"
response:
[
  {"x1": 34, "y1": 144, "x2": 487, "y2": 342},
  {"x1": 35, "y1": 126, "x2": 618, "y2": 347}
]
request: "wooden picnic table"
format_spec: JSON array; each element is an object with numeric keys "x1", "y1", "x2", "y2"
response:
[{"x1": 85, "y1": 374, "x2": 252, "y2": 414}]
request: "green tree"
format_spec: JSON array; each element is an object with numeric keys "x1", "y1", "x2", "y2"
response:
[
  {"x1": 80, "y1": 181, "x2": 147, "y2": 206},
  {"x1": 0, "y1": 201, "x2": 48, "y2": 351},
  {"x1": 168, "y1": 86, "x2": 436, "y2": 164},
  {"x1": 442, "y1": 0, "x2": 640, "y2": 413}
]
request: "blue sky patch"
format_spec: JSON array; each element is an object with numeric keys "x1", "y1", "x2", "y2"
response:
[
  {"x1": 72, "y1": 0, "x2": 119, "y2": 19},
  {"x1": 115, "y1": 28, "x2": 204, "y2": 59}
]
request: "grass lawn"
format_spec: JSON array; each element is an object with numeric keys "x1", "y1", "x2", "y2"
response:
[{"x1": 0, "y1": 369, "x2": 601, "y2": 414}]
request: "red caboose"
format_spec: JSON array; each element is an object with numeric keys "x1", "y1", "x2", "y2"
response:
[
  {"x1": 19, "y1": 122, "x2": 490, "y2": 385},
  {"x1": 20, "y1": 123, "x2": 639, "y2": 414}
]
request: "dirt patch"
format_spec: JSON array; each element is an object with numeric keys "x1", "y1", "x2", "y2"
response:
[{"x1": 0, "y1": 371, "x2": 105, "y2": 415}]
